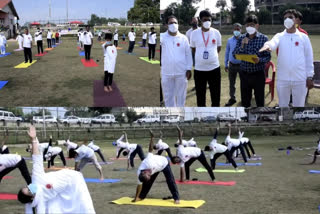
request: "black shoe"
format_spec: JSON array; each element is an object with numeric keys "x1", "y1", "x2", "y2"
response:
[
  {"x1": 191, "y1": 87, "x2": 196, "y2": 92},
  {"x1": 225, "y1": 99, "x2": 236, "y2": 107}
]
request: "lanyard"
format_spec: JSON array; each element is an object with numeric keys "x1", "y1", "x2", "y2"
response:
[{"x1": 202, "y1": 30, "x2": 210, "y2": 49}]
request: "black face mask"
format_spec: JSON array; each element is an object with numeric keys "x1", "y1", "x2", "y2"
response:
[{"x1": 192, "y1": 23, "x2": 198, "y2": 28}]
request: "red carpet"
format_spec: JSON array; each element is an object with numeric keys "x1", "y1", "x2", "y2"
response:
[
  {"x1": 93, "y1": 80, "x2": 126, "y2": 107},
  {"x1": 0, "y1": 193, "x2": 17, "y2": 200},
  {"x1": 81, "y1": 59, "x2": 99, "y2": 67},
  {"x1": 35, "y1": 52, "x2": 48, "y2": 56},
  {"x1": 175, "y1": 180, "x2": 236, "y2": 186}
]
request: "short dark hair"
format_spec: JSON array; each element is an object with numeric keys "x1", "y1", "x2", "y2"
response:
[
  {"x1": 166, "y1": 15, "x2": 177, "y2": 24},
  {"x1": 150, "y1": 27, "x2": 154, "y2": 30},
  {"x1": 122, "y1": 151, "x2": 128, "y2": 156},
  {"x1": 296, "y1": 11, "x2": 303, "y2": 20},
  {"x1": 204, "y1": 145, "x2": 210, "y2": 151},
  {"x1": 105, "y1": 33, "x2": 113, "y2": 40},
  {"x1": 283, "y1": 9, "x2": 298, "y2": 18},
  {"x1": 199, "y1": 10, "x2": 212, "y2": 20},
  {"x1": 131, "y1": 28, "x2": 134, "y2": 30},
  {"x1": 69, "y1": 149, "x2": 76, "y2": 158},
  {"x1": 245, "y1": 15, "x2": 259, "y2": 24},
  {"x1": 138, "y1": 172, "x2": 148, "y2": 183},
  {"x1": 17, "y1": 189, "x2": 33, "y2": 204},
  {"x1": 233, "y1": 23, "x2": 242, "y2": 28},
  {"x1": 37, "y1": 27, "x2": 40, "y2": 30},
  {"x1": 174, "y1": 143, "x2": 179, "y2": 148}
]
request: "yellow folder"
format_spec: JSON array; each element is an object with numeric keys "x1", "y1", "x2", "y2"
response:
[{"x1": 235, "y1": 54, "x2": 258, "y2": 64}]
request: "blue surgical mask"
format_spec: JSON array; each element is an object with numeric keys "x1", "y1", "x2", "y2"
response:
[
  {"x1": 27, "y1": 184, "x2": 38, "y2": 195},
  {"x1": 233, "y1": 30, "x2": 241, "y2": 37},
  {"x1": 106, "y1": 41, "x2": 112, "y2": 45}
]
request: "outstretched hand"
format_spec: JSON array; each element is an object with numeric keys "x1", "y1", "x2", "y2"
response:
[
  {"x1": 28, "y1": 126, "x2": 37, "y2": 140},
  {"x1": 5, "y1": 128, "x2": 9, "y2": 136},
  {"x1": 149, "y1": 129, "x2": 154, "y2": 138}
]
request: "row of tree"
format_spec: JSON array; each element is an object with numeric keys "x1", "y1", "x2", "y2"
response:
[{"x1": 87, "y1": 15, "x2": 127, "y2": 26}]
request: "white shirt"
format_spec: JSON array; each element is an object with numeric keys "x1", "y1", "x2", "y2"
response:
[
  {"x1": 148, "y1": 32, "x2": 156, "y2": 44},
  {"x1": 47, "y1": 31, "x2": 52, "y2": 39},
  {"x1": 185, "y1": 27, "x2": 199, "y2": 43},
  {"x1": 178, "y1": 138, "x2": 197, "y2": 147},
  {"x1": 128, "y1": 31, "x2": 135, "y2": 41},
  {"x1": 137, "y1": 153, "x2": 168, "y2": 184},
  {"x1": 66, "y1": 140, "x2": 78, "y2": 150},
  {"x1": 155, "y1": 139, "x2": 169, "y2": 151},
  {"x1": 0, "y1": 154, "x2": 21, "y2": 171},
  {"x1": 102, "y1": 43, "x2": 117, "y2": 73},
  {"x1": 265, "y1": 30, "x2": 314, "y2": 81},
  {"x1": 39, "y1": 143, "x2": 49, "y2": 153},
  {"x1": 190, "y1": 28, "x2": 222, "y2": 71},
  {"x1": 142, "y1": 32, "x2": 147, "y2": 40},
  {"x1": 161, "y1": 31, "x2": 192, "y2": 76},
  {"x1": 114, "y1": 33, "x2": 118, "y2": 41},
  {"x1": 0, "y1": 36, "x2": 3, "y2": 46},
  {"x1": 82, "y1": 31, "x2": 93, "y2": 45},
  {"x1": 208, "y1": 139, "x2": 227, "y2": 159},
  {"x1": 177, "y1": 145, "x2": 201, "y2": 167},
  {"x1": 88, "y1": 141, "x2": 100, "y2": 151},
  {"x1": 25, "y1": 154, "x2": 95, "y2": 214},
  {"x1": 98, "y1": 32, "x2": 102, "y2": 37},
  {"x1": 317, "y1": 140, "x2": 320, "y2": 153},
  {"x1": 34, "y1": 31, "x2": 43, "y2": 41},
  {"x1": 23, "y1": 34, "x2": 33, "y2": 48},
  {"x1": 225, "y1": 135, "x2": 241, "y2": 150},
  {"x1": 16, "y1": 35, "x2": 23, "y2": 43},
  {"x1": 75, "y1": 145, "x2": 94, "y2": 162},
  {"x1": 47, "y1": 146, "x2": 62, "y2": 156},
  {"x1": 126, "y1": 143, "x2": 138, "y2": 159}
]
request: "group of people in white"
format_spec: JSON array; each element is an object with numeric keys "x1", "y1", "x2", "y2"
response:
[{"x1": 160, "y1": 9, "x2": 315, "y2": 108}]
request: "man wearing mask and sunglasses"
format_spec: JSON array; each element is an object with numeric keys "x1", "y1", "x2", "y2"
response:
[
  {"x1": 259, "y1": 9, "x2": 314, "y2": 107},
  {"x1": 160, "y1": 16, "x2": 192, "y2": 107}
]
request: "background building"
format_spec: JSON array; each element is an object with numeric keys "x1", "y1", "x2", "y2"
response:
[{"x1": 0, "y1": 0, "x2": 19, "y2": 38}]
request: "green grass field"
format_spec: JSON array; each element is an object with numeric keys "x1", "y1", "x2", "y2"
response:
[
  {"x1": 186, "y1": 34, "x2": 320, "y2": 107},
  {"x1": 0, "y1": 37, "x2": 160, "y2": 106},
  {"x1": 1, "y1": 133, "x2": 320, "y2": 214}
]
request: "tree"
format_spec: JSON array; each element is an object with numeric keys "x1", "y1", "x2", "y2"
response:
[
  {"x1": 125, "y1": 109, "x2": 145, "y2": 123},
  {"x1": 256, "y1": 7, "x2": 272, "y2": 24},
  {"x1": 127, "y1": 0, "x2": 160, "y2": 23},
  {"x1": 231, "y1": 0, "x2": 250, "y2": 24},
  {"x1": 216, "y1": 0, "x2": 227, "y2": 25},
  {"x1": 88, "y1": 107, "x2": 112, "y2": 116},
  {"x1": 5, "y1": 107, "x2": 24, "y2": 116},
  {"x1": 64, "y1": 107, "x2": 90, "y2": 117}
]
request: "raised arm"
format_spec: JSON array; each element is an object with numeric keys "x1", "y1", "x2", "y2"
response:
[
  {"x1": 159, "y1": 131, "x2": 163, "y2": 140},
  {"x1": 123, "y1": 131, "x2": 128, "y2": 142},
  {"x1": 213, "y1": 127, "x2": 219, "y2": 139},
  {"x1": 228, "y1": 123, "x2": 232, "y2": 136},
  {"x1": 148, "y1": 129, "x2": 154, "y2": 153},
  {"x1": 177, "y1": 126, "x2": 183, "y2": 145},
  {"x1": 28, "y1": 126, "x2": 39, "y2": 155},
  {"x1": 1, "y1": 129, "x2": 9, "y2": 147}
]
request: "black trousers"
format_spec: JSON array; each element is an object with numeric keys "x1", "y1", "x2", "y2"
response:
[
  {"x1": 68, "y1": 147, "x2": 78, "y2": 158},
  {"x1": 104, "y1": 71, "x2": 113, "y2": 86},
  {"x1": 37, "y1": 40, "x2": 43, "y2": 54},
  {"x1": 129, "y1": 145, "x2": 145, "y2": 168},
  {"x1": 242, "y1": 141, "x2": 255, "y2": 158},
  {"x1": 122, "y1": 38, "x2": 125, "y2": 41},
  {"x1": 47, "y1": 39, "x2": 52, "y2": 48},
  {"x1": 56, "y1": 37, "x2": 59, "y2": 43},
  {"x1": 142, "y1": 39, "x2": 146, "y2": 47},
  {"x1": 0, "y1": 158, "x2": 31, "y2": 184},
  {"x1": 114, "y1": 40, "x2": 118, "y2": 47},
  {"x1": 311, "y1": 150, "x2": 320, "y2": 164},
  {"x1": 139, "y1": 164, "x2": 179, "y2": 200},
  {"x1": 48, "y1": 151, "x2": 66, "y2": 168},
  {"x1": 95, "y1": 149, "x2": 106, "y2": 162},
  {"x1": 185, "y1": 151, "x2": 215, "y2": 181},
  {"x1": 0, "y1": 147, "x2": 9, "y2": 154},
  {"x1": 23, "y1": 48, "x2": 32, "y2": 63},
  {"x1": 230, "y1": 144, "x2": 247, "y2": 163},
  {"x1": 194, "y1": 67, "x2": 221, "y2": 107},
  {"x1": 52, "y1": 38, "x2": 55, "y2": 46},
  {"x1": 157, "y1": 148, "x2": 173, "y2": 161},
  {"x1": 211, "y1": 150, "x2": 237, "y2": 169},
  {"x1": 239, "y1": 70, "x2": 265, "y2": 107},
  {"x1": 148, "y1": 44, "x2": 156, "y2": 60},
  {"x1": 84, "y1": 45, "x2": 92, "y2": 60},
  {"x1": 128, "y1": 41, "x2": 135, "y2": 53}
]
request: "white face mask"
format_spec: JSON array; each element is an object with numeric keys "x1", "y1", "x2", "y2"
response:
[
  {"x1": 284, "y1": 18, "x2": 294, "y2": 29},
  {"x1": 246, "y1": 26, "x2": 256, "y2": 35},
  {"x1": 203, "y1": 21, "x2": 211, "y2": 29},
  {"x1": 168, "y1": 24, "x2": 179, "y2": 33}
]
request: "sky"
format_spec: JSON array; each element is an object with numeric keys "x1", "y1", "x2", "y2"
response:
[
  {"x1": 12, "y1": 0, "x2": 134, "y2": 25},
  {"x1": 160, "y1": 0, "x2": 255, "y2": 14}
]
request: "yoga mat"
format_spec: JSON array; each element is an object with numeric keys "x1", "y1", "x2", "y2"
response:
[
  {"x1": 93, "y1": 80, "x2": 126, "y2": 107},
  {"x1": 45, "y1": 166, "x2": 73, "y2": 170},
  {"x1": 3, "y1": 176, "x2": 13, "y2": 179},
  {"x1": 175, "y1": 180, "x2": 236, "y2": 186},
  {"x1": 235, "y1": 157, "x2": 262, "y2": 161},
  {"x1": 140, "y1": 46, "x2": 148, "y2": 49},
  {"x1": 216, "y1": 162, "x2": 262, "y2": 166},
  {"x1": 14, "y1": 60, "x2": 37, "y2": 68},
  {"x1": 81, "y1": 59, "x2": 99, "y2": 67},
  {"x1": 44, "y1": 48, "x2": 53, "y2": 51},
  {"x1": 35, "y1": 52, "x2": 48, "y2": 57},
  {"x1": 0, "y1": 81, "x2": 8, "y2": 89},
  {"x1": 113, "y1": 168, "x2": 130, "y2": 171},
  {"x1": 116, "y1": 47, "x2": 123, "y2": 50},
  {"x1": 52, "y1": 45, "x2": 56, "y2": 48},
  {"x1": 77, "y1": 46, "x2": 81, "y2": 50},
  {"x1": 14, "y1": 48, "x2": 23, "y2": 51},
  {"x1": 88, "y1": 161, "x2": 113, "y2": 165},
  {"x1": 0, "y1": 53, "x2": 11, "y2": 57},
  {"x1": 138, "y1": 41, "x2": 142, "y2": 44},
  {"x1": 109, "y1": 157, "x2": 137, "y2": 160},
  {"x1": 139, "y1": 57, "x2": 160, "y2": 64},
  {"x1": 309, "y1": 170, "x2": 320, "y2": 174},
  {"x1": 111, "y1": 197, "x2": 205, "y2": 208},
  {"x1": 124, "y1": 51, "x2": 136, "y2": 55},
  {"x1": 79, "y1": 51, "x2": 85, "y2": 56},
  {"x1": 22, "y1": 157, "x2": 32, "y2": 160},
  {"x1": 195, "y1": 168, "x2": 246, "y2": 173},
  {"x1": 0, "y1": 193, "x2": 17, "y2": 200},
  {"x1": 120, "y1": 42, "x2": 127, "y2": 44},
  {"x1": 84, "y1": 178, "x2": 121, "y2": 183}
]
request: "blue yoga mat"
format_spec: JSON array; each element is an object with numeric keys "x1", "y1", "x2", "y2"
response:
[
  {"x1": 309, "y1": 170, "x2": 320, "y2": 174},
  {"x1": 217, "y1": 162, "x2": 262, "y2": 166},
  {"x1": 84, "y1": 178, "x2": 121, "y2": 183},
  {"x1": 0, "y1": 53, "x2": 11, "y2": 57},
  {"x1": 52, "y1": 45, "x2": 56, "y2": 48},
  {"x1": 79, "y1": 51, "x2": 85, "y2": 56},
  {"x1": 0, "y1": 81, "x2": 8, "y2": 89},
  {"x1": 124, "y1": 51, "x2": 137, "y2": 55}
]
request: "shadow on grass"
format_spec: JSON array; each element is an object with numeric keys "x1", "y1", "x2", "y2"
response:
[{"x1": 38, "y1": 96, "x2": 72, "y2": 106}]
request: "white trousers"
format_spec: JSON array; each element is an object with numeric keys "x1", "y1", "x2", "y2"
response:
[
  {"x1": 162, "y1": 74, "x2": 188, "y2": 107},
  {"x1": 277, "y1": 80, "x2": 307, "y2": 107},
  {"x1": 19, "y1": 42, "x2": 23, "y2": 49}
]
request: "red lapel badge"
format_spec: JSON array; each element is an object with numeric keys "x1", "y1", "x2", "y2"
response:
[
  {"x1": 295, "y1": 41, "x2": 299, "y2": 46},
  {"x1": 46, "y1": 184, "x2": 52, "y2": 189},
  {"x1": 212, "y1": 39, "x2": 216, "y2": 44},
  {"x1": 177, "y1": 43, "x2": 180, "y2": 47}
]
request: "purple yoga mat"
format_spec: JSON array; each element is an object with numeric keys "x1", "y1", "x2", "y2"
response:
[{"x1": 93, "y1": 80, "x2": 126, "y2": 107}]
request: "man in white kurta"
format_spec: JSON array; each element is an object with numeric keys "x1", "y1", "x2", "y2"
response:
[
  {"x1": 102, "y1": 33, "x2": 117, "y2": 92},
  {"x1": 17, "y1": 126, "x2": 95, "y2": 214},
  {"x1": 161, "y1": 16, "x2": 193, "y2": 107},
  {"x1": 16, "y1": 34, "x2": 24, "y2": 50},
  {"x1": 0, "y1": 33, "x2": 7, "y2": 54},
  {"x1": 259, "y1": 9, "x2": 314, "y2": 107},
  {"x1": 88, "y1": 140, "x2": 106, "y2": 162}
]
